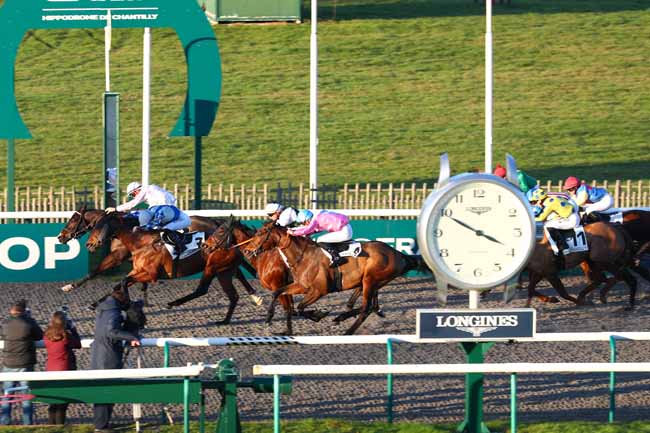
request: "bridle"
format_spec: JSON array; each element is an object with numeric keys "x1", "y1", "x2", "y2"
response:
[
  {"x1": 245, "y1": 226, "x2": 273, "y2": 258},
  {"x1": 67, "y1": 210, "x2": 92, "y2": 239}
]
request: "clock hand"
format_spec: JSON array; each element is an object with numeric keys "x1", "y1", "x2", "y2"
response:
[
  {"x1": 448, "y1": 216, "x2": 504, "y2": 245},
  {"x1": 479, "y1": 232, "x2": 504, "y2": 245}
]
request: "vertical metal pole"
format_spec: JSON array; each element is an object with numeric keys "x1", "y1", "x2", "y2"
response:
[
  {"x1": 183, "y1": 378, "x2": 190, "y2": 433},
  {"x1": 142, "y1": 27, "x2": 151, "y2": 187},
  {"x1": 195, "y1": 135, "x2": 202, "y2": 209},
  {"x1": 309, "y1": 0, "x2": 319, "y2": 208},
  {"x1": 104, "y1": 10, "x2": 112, "y2": 92},
  {"x1": 386, "y1": 338, "x2": 394, "y2": 423},
  {"x1": 7, "y1": 138, "x2": 15, "y2": 215},
  {"x1": 273, "y1": 374, "x2": 281, "y2": 433},
  {"x1": 163, "y1": 342, "x2": 170, "y2": 368},
  {"x1": 459, "y1": 341, "x2": 493, "y2": 433},
  {"x1": 199, "y1": 393, "x2": 205, "y2": 433},
  {"x1": 609, "y1": 336, "x2": 617, "y2": 423},
  {"x1": 510, "y1": 373, "x2": 517, "y2": 433},
  {"x1": 484, "y1": 0, "x2": 493, "y2": 174}
]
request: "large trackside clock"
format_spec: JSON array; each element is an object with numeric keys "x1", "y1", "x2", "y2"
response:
[{"x1": 417, "y1": 154, "x2": 536, "y2": 304}]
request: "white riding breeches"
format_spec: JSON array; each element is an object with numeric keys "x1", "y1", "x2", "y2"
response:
[
  {"x1": 544, "y1": 212, "x2": 580, "y2": 230},
  {"x1": 584, "y1": 194, "x2": 613, "y2": 214},
  {"x1": 163, "y1": 211, "x2": 191, "y2": 231},
  {"x1": 317, "y1": 224, "x2": 353, "y2": 243}
]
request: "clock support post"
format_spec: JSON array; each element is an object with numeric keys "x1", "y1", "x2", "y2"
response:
[{"x1": 457, "y1": 340, "x2": 494, "y2": 433}]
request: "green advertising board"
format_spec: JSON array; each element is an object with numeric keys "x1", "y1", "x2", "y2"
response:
[
  {"x1": 0, "y1": 221, "x2": 420, "y2": 282},
  {"x1": 0, "y1": 224, "x2": 89, "y2": 283},
  {"x1": 0, "y1": 0, "x2": 221, "y2": 139}
]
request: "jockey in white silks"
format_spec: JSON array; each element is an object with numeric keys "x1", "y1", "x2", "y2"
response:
[
  {"x1": 106, "y1": 182, "x2": 191, "y2": 232},
  {"x1": 264, "y1": 202, "x2": 299, "y2": 228}
]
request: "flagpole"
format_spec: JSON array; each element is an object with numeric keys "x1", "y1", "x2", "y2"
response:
[
  {"x1": 104, "y1": 10, "x2": 111, "y2": 92},
  {"x1": 142, "y1": 27, "x2": 151, "y2": 187},
  {"x1": 309, "y1": 0, "x2": 318, "y2": 208},
  {"x1": 484, "y1": 0, "x2": 493, "y2": 175}
]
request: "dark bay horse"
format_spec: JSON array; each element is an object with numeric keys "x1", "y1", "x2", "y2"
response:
[
  {"x1": 85, "y1": 212, "x2": 262, "y2": 323},
  {"x1": 57, "y1": 206, "x2": 223, "y2": 299},
  {"x1": 243, "y1": 224, "x2": 424, "y2": 335},
  {"x1": 525, "y1": 222, "x2": 638, "y2": 309}
]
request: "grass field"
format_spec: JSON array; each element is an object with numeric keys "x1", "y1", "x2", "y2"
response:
[
  {"x1": 1, "y1": 0, "x2": 649, "y2": 190},
  {"x1": 3, "y1": 420, "x2": 650, "y2": 433}
]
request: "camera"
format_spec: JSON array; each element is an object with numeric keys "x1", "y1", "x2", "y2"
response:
[{"x1": 123, "y1": 300, "x2": 146, "y2": 334}]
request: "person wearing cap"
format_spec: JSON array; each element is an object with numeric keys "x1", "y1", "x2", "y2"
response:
[
  {"x1": 264, "y1": 202, "x2": 299, "y2": 228},
  {"x1": 493, "y1": 164, "x2": 538, "y2": 194},
  {"x1": 563, "y1": 176, "x2": 613, "y2": 218},
  {"x1": 530, "y1": 188, "x2": 579, "y2": 257},
  {"x1": 289, "y1": 210, "x2": 352, "y2": 267}
]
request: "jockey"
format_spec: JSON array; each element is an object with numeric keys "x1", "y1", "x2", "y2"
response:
[
  {"x1": 264, "y1": 202, "x2": 299, "y2": 228},
  {"x1": 106, "y1": 182, "x2": 191, "y2": 233},
  {"x1": 288, "y1": 209, "x2": 353, "y2": 267},
  {"x1": 563, "y1": 176, "x2": 613, "y2": 220},
  {"x1": 494, "y1": 164, "x2": 538, "y2": 194},
  {"x1": 531, "y1": 188, "x2": 579, "y2": 256}
]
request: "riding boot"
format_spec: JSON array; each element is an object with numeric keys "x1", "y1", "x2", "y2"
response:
[
  {"x1": 163, "y1": 229, "x2": 186, "y2": 257},
  {"x1": 321, "y1": 244, "x2": 343, "y2": 267}
]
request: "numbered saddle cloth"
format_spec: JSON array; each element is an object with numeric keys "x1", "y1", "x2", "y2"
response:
[
  {"x1": 162, "y1": 231, "x2": 205, "y2": 260},
  {"x1": 320, "y1": 241, "x2": 362, "y2": 259},
  {"x1": 547, "y1": 226, "x2": 589, "y2": 256}
]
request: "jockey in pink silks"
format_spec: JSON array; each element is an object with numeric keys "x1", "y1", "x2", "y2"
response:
[{"x1": 288, "y1": 210, "x2": 353, "y2": 267}]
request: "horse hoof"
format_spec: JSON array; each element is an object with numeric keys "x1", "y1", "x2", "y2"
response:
[
  {"x1": 165, "y1": 303, "x2": 174, "y2": 310},
  {"x1": 549, "y1": 297, "x2": 560, "y2": 304},
  {"x1": 210, "y1": 320, "x2": 231, "y2": 326},
  {"x1": 61, "y1": 284, "x2": 74, "y2": 292},
  {"x1": 87, "y1": 303, "x2": 97, "y2": 311},
  {"x1": 251, "y1": 295, "x2": 264, "y2": 306},
  {"x1": 375, "y1": 309, "x2": 386, "y2": 318}
]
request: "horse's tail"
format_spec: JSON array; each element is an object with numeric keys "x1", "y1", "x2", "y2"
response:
[{"x1": 400, "y1": 253, "x2": 430, "y2": 275}]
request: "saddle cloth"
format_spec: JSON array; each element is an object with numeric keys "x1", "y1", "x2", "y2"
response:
[
  {"x1": 596, "y1": 211, "x2": 623, "y2": 224},
  {"x1": 546, "y1": 226, "x2": 589, "y2": 256},
  {"x1": 320, "y1": 241, "x2": 362, "y2": 261},
  {"x1": 162, "y1": 231, "x2": 205, "y2": 260}
]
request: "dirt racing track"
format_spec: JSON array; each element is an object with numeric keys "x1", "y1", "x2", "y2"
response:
[{"x1": 1, "y1": 275, "x2": 650, "y2": 425}]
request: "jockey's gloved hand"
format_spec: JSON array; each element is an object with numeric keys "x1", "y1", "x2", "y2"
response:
[{"x1": 105, "y1": 207, "x2": 117, "y2": 214}]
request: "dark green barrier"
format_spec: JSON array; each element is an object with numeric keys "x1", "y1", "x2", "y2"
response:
[
  {"x1": 0, "y1": 220, "x2": 421, "y2": 282},
  {"x1": 0, "y1": 224, "x2": 89, "y2": 282}
]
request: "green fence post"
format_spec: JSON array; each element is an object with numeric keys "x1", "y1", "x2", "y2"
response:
[
  {"x1": 200, "y1": 392, "x2": 206, "y2": 433},
  {"x1": 164, "y1": 341, "x2": 171, "y2": 368},
  {"x1": 510, "y1": 373, "x2": 517, "y2": 433},
  {"x1": 183, "y1": 378, "x2": 190, "y2": 433},
  {"x1": 609, "y1": 336, "x2": 617, "y2": 423},
  {"x1": 457, "y1": 342, "x2": 494, "y2": 433},
  {"x1": 274, "y1": 374, "x2": 281, "y2": 433},
  {"x1": 386, "y1": 338, "x2": 394, "y2": 423}
]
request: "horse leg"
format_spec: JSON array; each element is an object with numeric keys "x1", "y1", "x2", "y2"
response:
[
  {"x1": 235, "y1": 267, "x2": 263, "y2": 306},
  {"x1": 344, "y1": 284, "x2": 376, "y2": 335},
  {"x1": 62, "y1": 250, "x2": 127, "y2": 292},
  {"x1": 618, "y1": 268, "x2": 638, "y2": 310},
  {"x1": 266, "y1": 283, "x2": 304, "y2": 326},
  {"x1": 166, "y1": 269, "x2": 215, "y2": 308},
  {"x1": 213, "y1": 271, "x2": 239, "y2": 325},
  {"x1": 525, "y1": 271, "x2": 552, "y2": 307},
  {"x1": 546, "y1": 274, "x2": 579, "y2": 305},
  {"x1": 576, "y1": 265, "x2": 606, "y2": 305},
  {"x1": 278, "y1": 295, "x2": 294, "y2": 336},
  {"x1": 344, "y1": 288, "x2": 384, "y2": 319},
  {"x1": 141, "y1": 283, "x2": 149, "y2": 306}
]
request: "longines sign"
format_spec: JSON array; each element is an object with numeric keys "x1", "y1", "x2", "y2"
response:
[{"x1": 417, "y1": 309, "x2": 536, "y2": 340}]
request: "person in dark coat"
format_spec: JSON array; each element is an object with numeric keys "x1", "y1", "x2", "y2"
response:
[
  {"x1": 0, "y1": 300, "x2": 43, "y2": 425},
  {"x1": 90, "y1": 290, "x2": 140, "y2": 432},
  {"x1": 44, "y1": 310, "x2": 82, "y2": 425}
]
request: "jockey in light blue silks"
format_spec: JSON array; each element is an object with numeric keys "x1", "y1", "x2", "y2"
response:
[{"x1": 105, "y1": 182, "x2": 191, "y2": 232}]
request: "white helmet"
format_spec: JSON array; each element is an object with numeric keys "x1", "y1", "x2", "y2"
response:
[
  {"x1": 264, "y1": 202, "x2": 284, "y2": 215},
  {"x1": 126, "y1": 182, "x2": 142, "y2": 196}
]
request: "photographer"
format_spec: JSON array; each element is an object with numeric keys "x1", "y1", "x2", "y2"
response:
[
  {"x1": 90, "y1": 289, "x2": 141, "y2": 433},
  {"x1": 43, "y1": 309, "x2": 81, "y2": 425},
  {"x1": 0, "y1": 299, "x2": 43, "y2": 425}
]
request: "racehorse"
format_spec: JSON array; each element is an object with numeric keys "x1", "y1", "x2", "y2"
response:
[
  {"x1": 57, "y1": 205, "x2": 224, "y2": 301},
  {"x1": 85, "y1": 211, "x2": 262, "y2": 323},
  {"x1": 524, "y1": 222, "x2": 638, "y2": 309},
  {"x1": 242, "y1": 224, "x2": 425, "y2": 335}
]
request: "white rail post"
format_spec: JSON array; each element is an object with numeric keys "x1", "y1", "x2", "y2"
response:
[
  {"x1": 309, "y1": 0, "x2": 318, "y2": 209},
  {"x1": 142, "y1": 27, "x2": 151, "y2": 187}
]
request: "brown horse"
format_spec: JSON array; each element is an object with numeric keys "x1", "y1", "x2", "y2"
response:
[
  {"x1": 85, "y1": 212, "x2": 262, "y2": 323},
  {"x1": 525, "y1": 222, "x2": 638, "y2": 309},
  {"x1": 242, "y1": 224, "x2": 424, "y2": 335},
  {"x1": 57, "y1": 206, "x2": 223, "y2": 299}
]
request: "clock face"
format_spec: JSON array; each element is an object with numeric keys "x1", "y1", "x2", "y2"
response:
[{"x1": 419, "y1": 175, "x2": 535, "y2": 290}]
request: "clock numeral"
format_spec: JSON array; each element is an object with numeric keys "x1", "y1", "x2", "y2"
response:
[
  {"x1": 473, "y1": 189, "x2": 485, "y2": 198},
  {"x1": 493, "y1": 263, "x2": 502, "y2": 272},
  {"x1": 455, "y1": 194, "x2": 464, "y2": 203},
  {"x1": 454, "y1": 263, "x2": 462, "y2": 272},
  {"x1": 473, "y1": 268, "x2": 482, "y2": 277},
  {"x1": 433, "y1": 229, "x2": 443, "y2": 238},
  {"x1": 441, "y1": 208, "x2": 453, "y2": 217},
  {"x1": 508, "y1": 208, "x2": 518, "y2": 217},
  {"x1": 439, "y1": 249, "x2": 449, "y2": 257},
  {"x1": 513, "y1": 228, "x2": 522, "y2": 237},
  {"x1": 506, "y1": 248, "x2": 516, "y2": 257}
]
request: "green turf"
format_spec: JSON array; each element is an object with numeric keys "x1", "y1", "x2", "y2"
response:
[
  {"x1": 1, "y1": 0, "x2": 649, "y2": 191},
  {"x1": 3, "y1": 419, "x2": 650, "y2": 433}
]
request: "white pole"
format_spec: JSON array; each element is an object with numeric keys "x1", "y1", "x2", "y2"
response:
[
  {"x1": 104, "y1": 10, "x2": 112, "y2": 92},
  {"x1": 142, "y1": 27, "x2": 151, "y2": 187},
  {"x1": 484, "y1": 0, "x2": 493, "y2": 174},
  {"x1": 309, "y1": 0, "x2": 318, "y2": 208}
]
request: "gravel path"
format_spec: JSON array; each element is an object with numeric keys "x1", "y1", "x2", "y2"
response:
[{"x1": 1, "y1": 275, "x2": 650, "y2": 426}]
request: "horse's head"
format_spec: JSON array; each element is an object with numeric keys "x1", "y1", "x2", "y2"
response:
[
  {"x1": 242, "y1": 222, "x2": 286, "y2": 258},
  {"x1": 58, "y1": 205, "x2": 91, "y2": 244},
  {"x1": 203, "y1": 216, "x2": 236, "y2": 254},
  {"x1": 86, "y1": 211, "x2": 120, "y2": 253}
]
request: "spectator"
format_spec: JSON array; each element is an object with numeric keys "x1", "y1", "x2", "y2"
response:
[
  {"x1": 90, "y1": 289, "x2": 141, "y2": 433},
  {"x1": 43, "y1": 310, "x2": 81, "y2": 425},
  {"x1": 0, "y1": 299, "x2": 43, "y2": 425}
]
